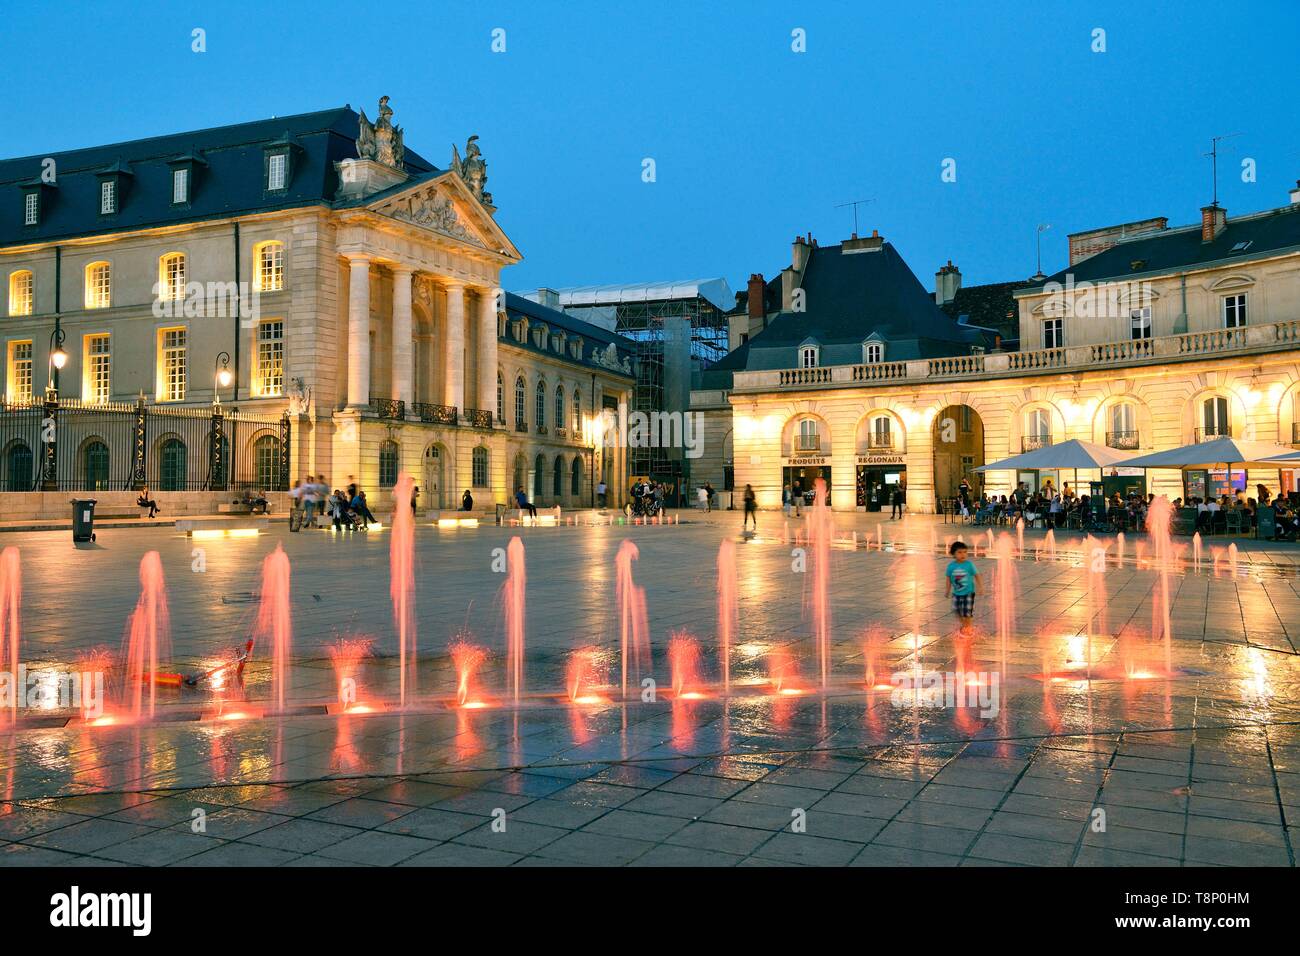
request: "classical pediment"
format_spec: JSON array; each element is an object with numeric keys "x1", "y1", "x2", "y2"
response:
[{"x1": 368, "y1": 174, "x2": 520, "y2": 259}]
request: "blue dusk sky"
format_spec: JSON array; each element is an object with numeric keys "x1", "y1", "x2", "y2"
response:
[{"x1": 4, "y1": 0, "x2": 1297, "y2": 295}]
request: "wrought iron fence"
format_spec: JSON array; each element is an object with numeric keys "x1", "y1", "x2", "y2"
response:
[
  {"x1": 413, "y1": 402, "x2": 457, "y2": 425},
  {"x1": 0, "y1": 398, "x2": 290, "y2": 493}
]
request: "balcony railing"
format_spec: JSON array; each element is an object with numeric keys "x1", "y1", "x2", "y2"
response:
[
  {"x1": 866, "y1": 432, "x2": 894, "y2": 450},
  {"x1": 413, "y1": 402, "x2": 458, "y2": 425},
  {"x1": 729, "y1": 318, "x2": 1300, "y2": 394},
  {"x1": 794, "y1": 436, "x2": 822, "y2": 453},
  {"x1": 536, "y1": 424, "x2": 548, "y2": 435},
  {"x1": 463, "y1": 407, "x2": 494, "y2": 429},
  {"x1": 553, "y1": 425, "x2": 567, "y2": 439},
  {"x1": 1292, "y1": 422, "x2": 1300, "y2": 446},
  {"x1": 1106, "y1": 430, "x2": 1140, "y2": 450},
  {"x1": 1021, "y1": 435, "x2": 1052, "y2": 452},
  {"x1": 371, "y1": 397, "x2": 405, "y2": 420},
  {"x1": 1194, "y1": 427, "x2": 1228, "y2": 443},
  {"x1": 515, "y1": 420, "x2": 528, "y2": 433}
]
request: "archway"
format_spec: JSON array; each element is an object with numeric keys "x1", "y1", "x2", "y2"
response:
[
  {"x1": 533, "y1": 453, "x2": 546, "y2": 503},
  {"x1": 932, "y1": 404, "x2": 984, "y2": 503}
]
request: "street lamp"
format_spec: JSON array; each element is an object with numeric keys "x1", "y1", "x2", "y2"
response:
[
  {"x1": 214, "y1": 351, "x2": 233, "y2": 405},
  {"x1": 47, "y1": 327, "x2": 67, "y2": 395}
]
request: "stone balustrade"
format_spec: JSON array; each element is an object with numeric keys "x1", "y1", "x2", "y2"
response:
[{"x1": 729, "y1": 318, "x2": 1300, "y2": 394}]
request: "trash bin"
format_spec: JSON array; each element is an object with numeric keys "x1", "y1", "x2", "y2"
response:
[{"x1": 71, "y1": 498, "x2": 97, "y2": 542}]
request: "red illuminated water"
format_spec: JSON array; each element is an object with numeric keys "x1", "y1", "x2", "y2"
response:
[
  {"x1": 327, "y1": 637, "x2": 373, "y2": 709},
  {"x1": 1146, "y1": 496, "x2": 1175, "y2": 673},
  {"x1": 809, "y1": 478, "x2": 832, "y2": 688},
  {"x1": 0, "y1": 548, "x2": 19, "y2": 724},
  {"x1": 667, "y1": 631, "x2": 702, "y2": 697},
  {"x1": 615, "y1": 539, "x2": 649, "y2": 697},
  {"x1": 449, "y1": 637, "x2": 489, "y2": 706},
  {"x1": 255, "y1": 545, "x2": 292, "y2": 712},
  {"x1": 1084, "y1": 535, "x2": 1107, "y2": 679},
  {"x1": 121, "y1": 551, "x2": 170, "y2": 721},
  {"x1": 566, "y1": 646, "x2": 603, "y2": 702},
  {"x1": 716, "y1": 538, "x2": 737, "y2": 693},
  {"x1": 503, "y1": 536, "x2": 526, "y2": 704},
  {"x1": 390, "y1": 471, "x2": 417, "y2": 705}
]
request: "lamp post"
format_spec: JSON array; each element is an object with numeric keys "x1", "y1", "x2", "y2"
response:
[
  {"x1": 213, "y1": 351, "x2": 233, "y2": 407},
  {"x1": 41, "y1": 328, "x2": 68, "y2": 490}
]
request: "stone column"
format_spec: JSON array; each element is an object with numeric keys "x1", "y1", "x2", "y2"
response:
[
  {"x1": 391, "y1": 265, "x2": 414, "y2": 407},
  {"x1": 346, "y1": 255, "x2": 371, "y2": 408},
  {"x1": 443, "y1": 281, "x2": 465, "y2": 411},
  {"x1": 476, "y1": 286, "x2": 498, "y2": 418}
]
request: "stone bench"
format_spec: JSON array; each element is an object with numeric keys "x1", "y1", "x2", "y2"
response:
[
  {"x1": 217, "y1": 503, "x2": 271, "y2": 514},
  {"x1": 175, "y1": 517, "x2": 269, "y2": 536}
]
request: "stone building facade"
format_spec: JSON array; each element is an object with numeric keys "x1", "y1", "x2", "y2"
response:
[
  {"x1": 0, "y1": 101, "x2": 634, "y2": 513},
  {"x1": 694, "y1": 188, "x2": 1300, "y2": 512}
]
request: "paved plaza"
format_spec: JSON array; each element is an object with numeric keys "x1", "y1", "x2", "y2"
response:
[{"x1": 0, "y1": 512, "x2": 1297, "y2": 867}]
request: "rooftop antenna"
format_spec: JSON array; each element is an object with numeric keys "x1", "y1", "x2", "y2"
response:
[
  {"x1": 1035, "y1": 223, "x2": 1051, "y2": 276},
  {"x1": 835, "y1": 198, "x2": 874, "y2": 236},
  {"x1": 1205, "y1": 133, "x2": 1241, "y2": 207}
]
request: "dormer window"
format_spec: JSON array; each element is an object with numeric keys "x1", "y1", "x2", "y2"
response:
[
  {"x1": 799, "y1": 345, "x2": 819, "y2": 368},
  {"x1": 173, "y1": 167, "x2": 189, "y2": 204},
  {"x1": 864, "y1": 342, "x2": 884, "y2": 363},
  {"x1": 95, "y1": 161, "x2": 132, "y2": 218},
  {"x1": 100, "y1": 180, "x2": 116, "y2": 215},
  {"x1": 22, "y1": 189, "x2": 39, "y2": 226},
  {"x1": 267, "y1": 152, "x2": 287, "y2": 191}
]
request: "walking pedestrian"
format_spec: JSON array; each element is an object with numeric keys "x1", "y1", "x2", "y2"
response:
[{"x1": 743, "y1": 483, "x2": 758, "y2": 532}]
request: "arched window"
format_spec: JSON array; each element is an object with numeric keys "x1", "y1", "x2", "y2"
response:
[
  {"x1": 864, "y1": 341, "x2": 884, "y2": 363},
  {"x1": 496, "y1": 371, "x2": 504, "y2": 422},
  {"x1": 571, "y1": 456, "x2": 583, "y2": 496},
  {"x1": 8, "y1": 270, "x2": 33, "y2": 317},
  {"x1": 533, "y1": 453, "x2": 545, "y2": 502},
  {"x1": 159, "y1": 438, "x2": 187, "y2": 491},
  {"x1": 514, "y1": 376, "x2": 526, "y2": 428},
  {"x1": 4, "y1": 441, "x2": 33, "y2": 492},
  {"x1": 379, "y1": 440, "x2": 399, "y2": 488},
  {"x1": 800, "y1": 346, "x2": 819, "y2": 368},
  {"x1": 1023, "y1": 409, "x2": 1052, "y2": 450},
  {"x1": 553, "y1": 456, "x2": 564, "y2": 498},
  {"x1": 869, "y1": 415, "x2": 892, "y2": 449},
  {"x1": 513, "y1": 454, "x2": 525, "y2": 495},
  {"x1": 85, "y1": 262, "x2": 111, "y2": 309},
  {"x1": 253, "y1": 435, "x2": 281, "y2": 490},
  {"x1": 555, "y1": 385, "x2": 565, "y2": 430},
  {"x1": 572, "y1": 389, "x2": 581, "y2": 435},
  {"x1": 535, "y1": 380, "x2": 546, "y2": 429},
  {"x1": 796, "y1": 418, "x2": 820, "y2": 452},
  {"x1": 1202, "y1": 396, "x2": 1229, "y2": 440},
  {"x1": 472, "y1": 446, "x2": 489, "y2": 488},
  {"x1": 158, "y1": 253, "x2": 187, "y2": 302},
  {"x1": 254, "y1": 241, "x2": 284, "y2": 292},
  {"x1": 1107, "y1": 402, "x2": 1139, "y2": 449},
  {"x1": 83, "y1": 440, "x2": 109, "y2": 491}
]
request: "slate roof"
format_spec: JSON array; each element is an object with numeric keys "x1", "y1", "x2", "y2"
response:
[
  {"x1": 0, "y1": 107, "x2": 438, "y2": 248},
  {"x1": 1023, "y1": 202, "x2": 1300, "y2": 292},
  {"x1": 701, "y1": 240, "x2": 980, "y2": 388},
  {"x1": 939, "y1": 279, "x2": 1034, "y2": 346},
  {"x1": 503, "y1": 292, "x2": 636, "y2": 377}
]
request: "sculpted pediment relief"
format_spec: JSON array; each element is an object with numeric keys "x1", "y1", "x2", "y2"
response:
[{"x1": 379, "y1": 185, "x2": 488, "y2": 249}]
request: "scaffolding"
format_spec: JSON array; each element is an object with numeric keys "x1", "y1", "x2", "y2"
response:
[{"x1": 563, "y1": 292, "x2": 730, "y2": 480}]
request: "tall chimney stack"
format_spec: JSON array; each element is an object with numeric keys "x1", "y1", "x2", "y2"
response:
[
  {"x1": 1201, "y1": 204, "x2": 1227, "y2": 242},
  {"x1": 934, "y1": 260, "x2": 961, "y2": 305},
  {"x1": 747, "y1": 273, "x2": 766, "y2": 322}
]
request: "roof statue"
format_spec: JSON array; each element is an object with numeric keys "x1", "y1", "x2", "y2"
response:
[
  {"x1": 452, "y1": 135, "x2": 492, "y2": 205},
  {"x1": 357, "y1": 96, "x2": 405, "y2": 169}
]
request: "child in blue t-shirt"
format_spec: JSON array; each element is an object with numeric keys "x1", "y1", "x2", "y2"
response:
[{"x1": 944, "y1": 541, "x2": 980, "y2": 633}]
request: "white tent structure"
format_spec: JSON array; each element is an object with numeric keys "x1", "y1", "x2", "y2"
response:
[
  {"x1": 973, "y1": 439, "x2": 1135, "y2": 474},
  {"x1": 1122, "y1": 437, "x2": 1300, "y2": 471}
]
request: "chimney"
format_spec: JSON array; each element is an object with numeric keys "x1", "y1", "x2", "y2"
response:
[
  {"x1": 841, "y1": 229, "x2": 884, "y2": 254},
  {"x1": 791, "y1": 235, "x2": 812, "y2": 273},
  {"x1": 1201, "y1": 204, "x2": 1227, "y2": 242},
  {"x1": 934, "y1": 260, "x2": 961, "y2": 305},
  {"x1": 747, "y1": 273, "x2": 766, "y2": 321},
  {"x1": 1290, "y1": 180, "x2": 1300, "y2": 205},
  {"x1": 536, "y1": 287, "x2": 561, "y2": 309}
]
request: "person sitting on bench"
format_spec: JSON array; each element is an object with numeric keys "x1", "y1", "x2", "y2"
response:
[
  {"x1": 515, "y1": 487, "x2": 537, "y2": 519},
  {"x1": 137, "y1": 485, "x2": 160, "y2": 518}
]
